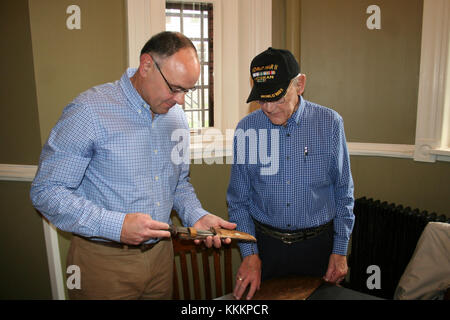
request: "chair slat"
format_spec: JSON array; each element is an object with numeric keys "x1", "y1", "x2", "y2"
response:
[
  {"x1": 190, "y1": 249, "x2": 201, "y2": 299},
  {"x1": 224, "y1": 246, "x2": 233, "y2": 294},
  {"x1": 213, "y1": 250, "x2": 222, "y2": 297},
  {"x1": 202, "y1": 250, "x2": 212, "y2": 300},
  {"x1": 179, "y1": 251, "x2": 190, "y2": 299},
  {"x1": 173, "y1": 262, "x2": 180, "y2": 300}
]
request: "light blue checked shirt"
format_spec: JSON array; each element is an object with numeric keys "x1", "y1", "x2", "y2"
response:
[
  {"x1": 227, "y1": 96, "x2": 355, "y2": 257},
  {"x1": 30, "y1": 68, "x2": 208, "y2": 243}
]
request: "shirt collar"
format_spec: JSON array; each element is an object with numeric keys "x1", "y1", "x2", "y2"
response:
[
  {"x1": 286, "y1": 95, "x2": 305, "y2": 126},
  {"x1": 119, "y1": 68, "x2": 151, "y2": 114}
]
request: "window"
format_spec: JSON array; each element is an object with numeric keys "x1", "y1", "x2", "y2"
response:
[
  {"x1": 126, "y1": 0, "x2": 272, "y2": 138},
  {"x1": 414, "y1": 0, "x2": 450, "y2": 162},
  {"x1": 166, "y1": 1, "x2": 214, "y2": 129}
]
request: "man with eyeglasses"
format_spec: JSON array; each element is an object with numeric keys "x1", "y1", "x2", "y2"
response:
[
  {"x1": 30, "y1": 31, "x2": 235, "y2": 299},
  {"x1": 227, "y1": 48, "x2": 355, "y2": 300}
]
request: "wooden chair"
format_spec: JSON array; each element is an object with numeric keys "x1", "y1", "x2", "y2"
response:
[{"x1": 172, "y1": 238, "x2": 233, "y2": 300}]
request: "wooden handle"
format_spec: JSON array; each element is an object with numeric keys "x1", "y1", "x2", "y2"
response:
[
  {"x1": 187, "y1": 227, "x2": 197, "y2": 238},
  {"x1": 211, "y1": 227, "x2": 257, "y2": 242}
]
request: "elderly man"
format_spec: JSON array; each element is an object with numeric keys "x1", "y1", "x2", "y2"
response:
[
  {"x1": 227, "y1": 48, "x2": 355, "y2": 300},
  {"x1": 31, "y1": 31, "x2": 235, "y2": 299}
]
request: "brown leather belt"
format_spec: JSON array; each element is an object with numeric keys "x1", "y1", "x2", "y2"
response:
[
  {"x1": 77, "y1": 235, "x2": 158, "y2": 252},
  {"x1": 254, "y1": 220, "x2": 333, "y2": 245}
]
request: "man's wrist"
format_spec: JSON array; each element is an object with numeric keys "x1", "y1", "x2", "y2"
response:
[
  {"x1": 239, "y1": 242, "x2": 259, "y2": 258},
  {"x1": 190, "y1": 208, "x2": 210, "y2": 227},
  {"x1": 243, "y1": 253, "x2": 260, "y2": 260},
  {"x1": 101, "y1": 210, "x2": 127, "y2": 242}
]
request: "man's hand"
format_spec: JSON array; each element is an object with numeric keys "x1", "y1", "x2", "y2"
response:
[
  {"x1": 233, "y1": 254, "x2": 261, "y2": 300},
  {"x1": 193, "y1": 214, "x2": 237, "y2": 248},
  {"x1": 120, "y1": 213, "x2": 171, "y2": 245},
  {"x1": 323, "y1": 253, "x2": 348, "y2": 285}
]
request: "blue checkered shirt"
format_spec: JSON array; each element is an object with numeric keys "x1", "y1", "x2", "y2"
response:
[
  {"x1": 227, "y1": 96, "x2": 355, "y2": 257},
  {"x1": 30, "y1": 68, "x2": 208, "y2": 243}
]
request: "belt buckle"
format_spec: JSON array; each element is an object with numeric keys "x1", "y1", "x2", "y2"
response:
[{"x1": 281, "y1": 236, "x2": 293, "y2": 245}]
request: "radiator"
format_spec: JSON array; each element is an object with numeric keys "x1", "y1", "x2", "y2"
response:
[{"x1": 347, "y1": 197, "x2": 449, "y2": 299}]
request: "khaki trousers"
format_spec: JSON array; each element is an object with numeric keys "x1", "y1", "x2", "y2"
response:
[{"x1": 66, "y1": 235, "x2": 173, "y2": 300}]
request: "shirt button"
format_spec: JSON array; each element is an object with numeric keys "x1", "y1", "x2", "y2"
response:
[
  {"x1": 138, "y1": 109, "x2": 142, "y2": 114},
  {"x1": 156, "y1": 202, "x2": 160, "y2": 206},
  {"x1": 287, "y1": 224, "x2": 291, "y2": 227},
  {"x1": 287, "y1": 203, "x2": 290, "y2": 207},
  {"x1": 155, "y1": 176, "x2": 159, "y2": 181},
  {"x1": 287, "y1": 133, "x2": 291, "y2": 137},
  {"x1": 154, "y1": 150, "x2": 158, "y2": 154},
  {"x1": 286, "y1": 156, "x2": 290, "y2": 160},
  {"x1": 287, "y1": 180, "x2": 290, "y2": 185}
]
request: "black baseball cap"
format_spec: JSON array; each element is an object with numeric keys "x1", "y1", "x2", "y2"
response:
[{"x1": 246, "y1": 47, "x2": 300, "y2": 103}]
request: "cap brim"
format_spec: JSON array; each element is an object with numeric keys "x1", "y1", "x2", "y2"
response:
[{"x1": 246, "y1": 80, "x2": 291, "y2": 103}]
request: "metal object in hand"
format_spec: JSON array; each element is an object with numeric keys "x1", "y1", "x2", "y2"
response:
[{"x1": 167, "y1": 225, "x2": 256, "y2": 242}]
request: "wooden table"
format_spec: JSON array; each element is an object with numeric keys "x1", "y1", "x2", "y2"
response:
[{"x1": 216, "y1": 276, "x2": 382, "y2": 300}]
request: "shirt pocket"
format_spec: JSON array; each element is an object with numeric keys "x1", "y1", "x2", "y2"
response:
[{"x1": 299, "y1": 153, "x2": 330, "y2": 187}]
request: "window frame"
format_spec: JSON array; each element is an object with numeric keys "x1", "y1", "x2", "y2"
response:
[
  {"x1": 414, "y1": 0, "x2": 450, "y2": 162},
  {"x1": 126, "y1": 0, "x2": 272, "y2": 160}
]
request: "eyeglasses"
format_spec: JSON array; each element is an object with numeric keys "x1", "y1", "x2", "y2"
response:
[
  {"x1": 256, "y1": 75, "x2": 300, "y2": 106},
  {"x1": 151, "y1": 55, "x2": 196, "y2": 94}
]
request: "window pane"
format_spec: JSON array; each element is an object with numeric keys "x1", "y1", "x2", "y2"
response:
[
  {"x1": 186, "y1": 111, "x2": 193, "y2": 128},
  {"x1": 192, "y1": 40, "x2": 202, "y2": 60},
  {"x1": 204, "y1": 88, "x2": 209, "y2": 108},
  {"x1": 186, "y1": 90, "x2": 199, "y2": 110},
  {"x1": 183, "y1": 9, "x2": 200, "y2": 16},
  {"x1": 203, "y1": 17, "x2": 208, "y2": 38},
  {"x1": 192, "y1": 111, "x2": 202, "y2": 128},
  {"x1": 204, "y1": 110, "x2": 209, "y2": 127},
  {"x1": 203, "y1": 65, "x2": 209, "y2": 86},
  {"x1": 183, "y1": 16, "x2": 201, "y2": 38},
  {"x1": 203, "y1": 41, "x2": 209, "y2": 62},
  {"x1": 184, "y1": 91, "x2": 193, "y2": 110},
  {"x1": 166, "y1": 16, "x2": 180, "y2": 32},
  {"x1": 166, "y1": 8, "x2": 180, "y2": 14},
  {"x1": 194, "y1": 90, "x2": 200, "y2": 109}
]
